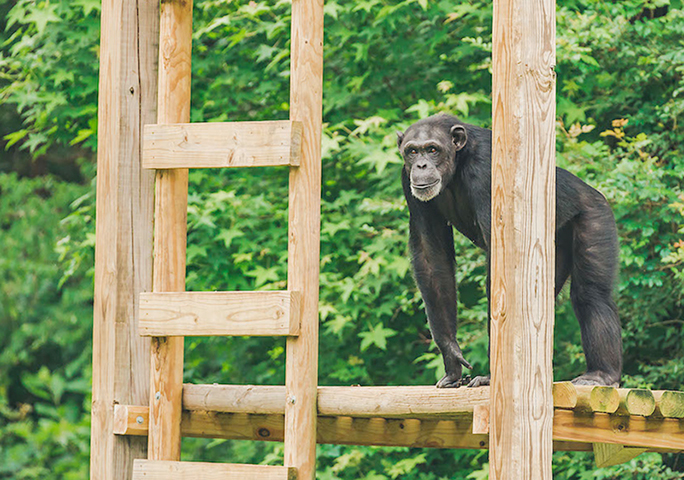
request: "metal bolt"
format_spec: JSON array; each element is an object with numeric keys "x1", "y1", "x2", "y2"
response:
[
  {"x1": 136, "y1": 416, "x2": 144, "y2": 424},
  {"x1": 287, "y1": 395, "x2": 296, "y2": 405},
  {"x1": 155, "y1": 391, "x2": 161, "y2": 401}
]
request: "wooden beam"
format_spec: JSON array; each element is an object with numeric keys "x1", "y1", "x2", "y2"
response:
[
  {"x1": 139, "y1": 291, "x2": 301, "y2": 336},
  {"x1": 553, "y1": 410, "x2": 684, "y2": 450},
  {"x1": 148, "y1": 0, "x2": 193, "y2": 461},
  {"x1": 617, "y1": 389, "x2": 656, "y2": 417},
  {"x1": 576, "y1": 386, "x2": 620, "y2": 414},
  {"x1": 117, "y1": 404, "x2": 684, "y2": 453},
  {"x1": 132, "y1": 460, "x2": 297, "y2": 480},
  {"x1": 182, "y1": 383, "x2": 611, "y2": 419},
  {"x1": 285, "y1": 0, "x2": 324, "y2": 477},
  {"x1": 143, "y1": 121, "x2": 303, "y2": 169},
  {"x1": 113, "y1": 405, "x2": 594, "y2": 451},
  {"x1": 490, "y1": 0, "x2": 556, "y2": 475},
  {"x1": 90, "y1": 0, "x2": 157, "y2": 477},
  {"x1": 655, "y1": 391, "x2": 684, "y2": 418}
]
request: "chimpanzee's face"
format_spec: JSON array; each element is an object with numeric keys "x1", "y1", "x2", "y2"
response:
[{"x1": 397, "y1": 123, "x2": 467, "y2": 202}]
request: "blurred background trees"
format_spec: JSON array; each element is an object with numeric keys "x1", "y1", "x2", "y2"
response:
[{"x1": 1, "y1": 0, "x2": 684, "y2": 477}]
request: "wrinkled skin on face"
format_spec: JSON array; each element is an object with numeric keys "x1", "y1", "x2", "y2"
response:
[{"x1": 397, "y1": 123, "x2": 467, "y2": 202}]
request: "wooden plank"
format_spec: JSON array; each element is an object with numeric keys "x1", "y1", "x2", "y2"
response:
[
  {"x1": 490, "y1": 0, "x2": 556, "y2": 474},
  {"x1": 143, "y1": 121, "x2": 303, "y2": 169},
  {"x1": 148, "y1": 0, "x2": 193, "y2": 462},
  {"x1": 654, "y1": 391, "x2": 684, "y2": 418},
  {"x1": 132, "y1": 460, "x2": 297, "y2": 480},
  {"x1": 90, "y1": 0, "x2": 158, "y2": 477},
  {"x1": 182, "y1": 383, "x2": 636, "y2": 418},
  {"x1": 285, "y1": 0, "x2": 324, "y2": 477},
  {"x1": 114, "y1": 406, "x2": 593, "y2": 451},
  {"x1": 593, "y1": 443, "x2": 646, "y2": 468},
  {"x1": 139, "y1": 291, "x2": 301, "y2": 336},
  {"x1": 472, "y1": 405, "x2": 489, "y2": 434},
  {"x1": 554, "y1": 410, "x2": 684, "y2": 450}
]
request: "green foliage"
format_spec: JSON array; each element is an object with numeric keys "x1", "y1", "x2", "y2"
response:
[{"x1": 2, "y1": 0, "x2": 684, "y2": 478}]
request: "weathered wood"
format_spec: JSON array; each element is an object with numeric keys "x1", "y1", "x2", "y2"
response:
[
  {"x1": 593, "y1": 443, "x2": 646, "y2": 468},
  {"x1": 148, "y1": 0, "x2": 193, "y2": 461},
  {"x1": 617, "y1": 389, "x2": 656, "y2": 417},
  {"x1": 182, "y1": 384, "x2": 595, "y2": 419},
  {"x1": 113, "y1": 406, "x2": 594, "y2": 451},
  {"x1": 285, "y1": 0, "x2": 324, "y2": 477},
  {"x1": 490, "y1": 0, "x2": 556, "y2": 476},
  {"x1": 575, "y1": 386, "x2": 620, "y2": 414},
  {"x1": 132, "y1": 460, "x2": 297, "y2": 480},
  {"x1": 552, "y1": 382, "x2": 578, "y2": 409},
  {"x1": 114, "y1": 405, "x2": 150, "y2": 436},
  {"x1": 139, "y1": 291, "x2": 301, "y2": 336},
  {"x1": 90, "y1": 0, "x2": 157, "y2": 477},
  {"x1": 181, "y1": 384, "x2": 488, "y2": 418},
  {"x1": 654, "y1": 391, "x2": 684, "y2": 418},
  {"x1": 143, "y1": 121, "x2": 303, "y2": 169},
  {"x1": 553, "y1": 410, "x2": 684, "y2": 450},
  {"x1": 472, "y1": 405, "x2": 490, "y2": 434}
]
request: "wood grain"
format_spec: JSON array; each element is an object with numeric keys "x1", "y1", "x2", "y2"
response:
[
  {"x1": 654, "y1": 391, "x2": 684, "y2": 418},
  {"x1": 617, "y1": 389, "x2": 656, "y2": 417},
  {"x1": 115, "y1": 405, "x2": 683, "y2": 453},
  {"x1": 90, "y1": 0, "x2": 157, "y2": 477},
  {"x1": 147, "y1": 0, "x2": 193, "y2": 462},
  {"x1": 139, "y1": 291, "x2": 301, "y2": 336},
  {"x1": 553, "y1": 410, "x2": 684, "y2": 450},
  {"x1": 285, "y1": 0, "x2": 324, "y2": 478},
  {"x1": 593, "y1": 443, "x2": 646, "y2": 468},
  {"x1": 490, "y1": 0, "x2": 556, "y2": 475},
  {"x1": 143, "y1": 121, "x2": 303, "y2": 169},
  {"x1": 132, "y1": 460, "x2": 297, "y2": 480}
]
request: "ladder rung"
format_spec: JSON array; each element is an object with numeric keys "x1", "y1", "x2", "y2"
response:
[
  {"x1": 132, "y1": 460, "x2": 297, "y2": 480},
  {"x1": 143, "y1": 120, "x2": 303, "y2": 169},
  {"x1": 139, "y1": 291, "x2": 301, "y2": 336}
]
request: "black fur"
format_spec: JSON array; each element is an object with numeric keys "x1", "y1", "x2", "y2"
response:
[{"x1": 398, "y1": 114, "x2": 622, "y2": 388}]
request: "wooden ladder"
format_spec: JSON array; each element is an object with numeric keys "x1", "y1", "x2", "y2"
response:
[{"x1": 131, "y1": 0, "x2": 323, "y2": 479}]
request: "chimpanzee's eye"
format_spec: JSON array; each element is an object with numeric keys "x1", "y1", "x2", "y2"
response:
[
  {"x1": 428, "y1": 146, "x2": 438, "y2": 154},
  {"x1": 407, "y1": 148, "x2": 418, "y2": 155}
]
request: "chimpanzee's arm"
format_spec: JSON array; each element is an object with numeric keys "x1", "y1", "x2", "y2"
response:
[{"x1": 402, "y1": 170, "x2": 471, "y2": 387}]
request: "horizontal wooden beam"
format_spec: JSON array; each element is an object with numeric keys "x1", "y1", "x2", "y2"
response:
[
  {"x1": 132, "y1": 460, "x2": 296, "y2": 480},
  {"x1": 143, "y1": 121, "x2": 302, "y2": 169},
  {"x1": 114, "y1": 405, "x2": 591, "y2": 451},
  {"x1": 183, "y1": 384, "x2": 489, "y2": 419},
  {"x1": 138, "y1": 291, "x2": 301, "y2": 337}
]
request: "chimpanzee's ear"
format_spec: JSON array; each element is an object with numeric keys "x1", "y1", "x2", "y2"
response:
[
  {"x1": 450, "y1": 125, "x2": 467, "y2": 151},
  {"x1": 396, "y1": 131, "x2": 405, "y2": 150}
]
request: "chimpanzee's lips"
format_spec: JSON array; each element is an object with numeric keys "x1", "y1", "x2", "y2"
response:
[{"x1": 413, "y1": 181, "x2": 440, "y2": 190}]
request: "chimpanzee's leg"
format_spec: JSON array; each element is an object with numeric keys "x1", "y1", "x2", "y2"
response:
[{"x1": 569, "y1": 202, "x2": 622, "y2": 386}]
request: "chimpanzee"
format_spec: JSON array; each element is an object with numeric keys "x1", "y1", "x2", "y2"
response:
[{"x1": 397, "y1": 113, "x2": 622, "y2": 388}]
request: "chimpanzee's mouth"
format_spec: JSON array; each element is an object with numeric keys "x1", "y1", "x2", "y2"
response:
[{"x1": 413, "y1": 181, "x2": 440, "y2": 190}]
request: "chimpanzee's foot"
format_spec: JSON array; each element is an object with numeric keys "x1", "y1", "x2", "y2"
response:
[
  {"x1": 436, "y1": 373, "x2": 463, "y2": 388},
  {"x1": 468, "y1": 375, "x2": 490, "y2": 387},
  {"x1": 571, "y1": 371, "x2": 619, "y2": 387}
]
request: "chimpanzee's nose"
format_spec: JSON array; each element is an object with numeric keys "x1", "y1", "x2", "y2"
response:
[{"x1": 417, "y1": 162, "x2": 427, "y2": 169}]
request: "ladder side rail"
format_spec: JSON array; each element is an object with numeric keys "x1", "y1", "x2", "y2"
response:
[
  {"x1": 90, "y1": 0, "x2": 158, "y2": 477},
  {"x1": 285, "y1": 0, "x2": 324, "y2": 477},
  {"x1": 148, "y1": 0, "x2": 193, "y2": 461}
]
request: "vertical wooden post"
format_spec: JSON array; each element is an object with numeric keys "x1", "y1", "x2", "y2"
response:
[
  {"x1": 285, "y1": 0, "x2": 324, "y2": 477},
  {"x1": 147, "y1": 0, "x2": 193, "y2": 461},
  {"x1": 490, "y1": 0, "x2": 556, "y2": 477},
  {"x1": 90, "y1": 0, "x2": 158, "y2": 478}
]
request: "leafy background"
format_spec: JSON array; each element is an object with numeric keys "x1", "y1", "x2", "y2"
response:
[{"x1": 1, "y1": 0, "x2": 684, "y2": 478}]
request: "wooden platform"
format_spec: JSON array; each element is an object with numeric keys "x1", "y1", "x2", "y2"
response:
[{"x1": 113, "y1": 382, "x2": 684, "y2": 452}]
